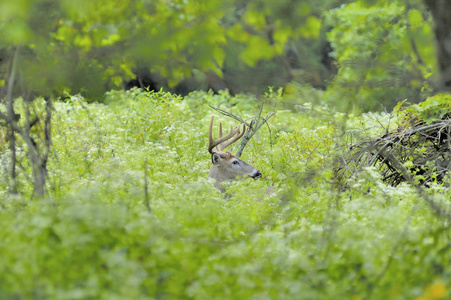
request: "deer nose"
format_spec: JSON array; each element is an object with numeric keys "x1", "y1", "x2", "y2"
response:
[{"x1": 252, "y1": 170, "x2": 262, "y2": 179}]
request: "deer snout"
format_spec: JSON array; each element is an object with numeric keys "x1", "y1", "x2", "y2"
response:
[{"x1": 251, "y1": 170, "x2": 262, "y2": 180}]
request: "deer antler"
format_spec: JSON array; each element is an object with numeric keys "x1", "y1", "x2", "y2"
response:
[{"x1": 208, "y1": 115, "x2": 246, "y2": 154}]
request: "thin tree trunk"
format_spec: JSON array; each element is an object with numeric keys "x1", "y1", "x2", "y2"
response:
[
  {"x1": 6, "y1": 48, "x2": 19, "y2": 194},
  {"x1": 423, "y1": 0, "x2": 451, "y2": 92}
]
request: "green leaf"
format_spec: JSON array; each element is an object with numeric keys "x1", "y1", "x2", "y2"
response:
[
  {"x1": 2, "y1": 21, "x2": 31, "y2": 44},
  {"x1": 244, "y1": 9, "x2": 266, "y2": 29},
  {"x1": 408, "y1": 9, "x2": 423, "y2": 28},
  {"x1": 273, "y1": 26, "x2": 292, "y2": 49},
  {"x1": 101, "y1": 34, "x2": 121, "y2": 46},
  {"x1": 240, "y1": 36, "x2": 274, "y2": 66},
  {"x1": 74, "y1": 34, "x2": 93, "y2": 51},
  {"x1": 299, "y1": 16, "x2": 322, "y2": 38},
  {"x1": 227, "y1": 23, "x2": 251, "y2": 43}
]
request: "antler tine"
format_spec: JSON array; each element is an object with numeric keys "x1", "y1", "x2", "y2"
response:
[
  {"x1": 217, "y1": 124, "x2": 246, "y2": 152},
  {"x1": 208, "y1": 116, "x2": 244, "y2": 154},
  {"x1": 209, "y1": 116, "x2": 216, "y2": 153}
]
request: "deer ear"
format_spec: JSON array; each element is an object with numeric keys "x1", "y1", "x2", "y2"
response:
[{"x1": 211, "y1": 152, "x2": 222, "y2": 165}]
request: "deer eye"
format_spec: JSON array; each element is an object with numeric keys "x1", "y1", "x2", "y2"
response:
[{"x1": 232, "y1": 160, "x2": 239, "y2": 165}]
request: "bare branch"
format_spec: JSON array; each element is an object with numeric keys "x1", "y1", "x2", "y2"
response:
[
  {"x1": 208, "y1": 105, "x2": 249, "y2": 126},
  {"x1": 144, "y1": 160, "x2": 151, "y2": 214},
  {"x1": 236, "y1": 110, "x2": 276, "y2": 157},
  {"x1": 0, "y1": 47, "x2": 53, "y2": 198}
]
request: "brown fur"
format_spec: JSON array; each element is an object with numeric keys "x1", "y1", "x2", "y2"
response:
[
  {"x1": 209, "y1": 151, "x2": 261, "y2": 192},
  {"x1": 208, "y1": 116, "x2": 261, "y2": 192}
]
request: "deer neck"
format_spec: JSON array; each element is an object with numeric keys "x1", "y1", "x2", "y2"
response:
[{"x1": 208, "y1": 165, "x2": 230, "y2": 192}]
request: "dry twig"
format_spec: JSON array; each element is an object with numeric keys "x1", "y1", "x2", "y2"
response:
[{"x1": 339, "y1": 118, "x2": 451, "y2": 187}]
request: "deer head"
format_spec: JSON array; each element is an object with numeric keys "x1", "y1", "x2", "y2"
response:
[{"x1": 208, "y1": 115, "x2": 262, "y2": 192}]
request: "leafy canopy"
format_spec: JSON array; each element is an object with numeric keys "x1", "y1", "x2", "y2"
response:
[
  {"x1": 326, "y1": 0, "x2": 436, "y2": 110},
  {"x1": 0, "y1": 0, "x2": 326, "y2": 99}
]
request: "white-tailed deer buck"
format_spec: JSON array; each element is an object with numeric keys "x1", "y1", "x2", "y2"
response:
[{"x1": 208, "y1": 116, "x2": 262, "y2": 192}]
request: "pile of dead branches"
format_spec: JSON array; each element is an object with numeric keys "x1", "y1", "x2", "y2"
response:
[{"x1": 339, "y1": 118, "x2": 451, "y2": 186}]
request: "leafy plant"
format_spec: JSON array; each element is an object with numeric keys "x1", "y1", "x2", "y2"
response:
[
  {"x1": 395, "y1": 93, "x2": 451, "y2": 125},
  {"x1": 326, "y1": 0, "x2": 436, "y2": 111},
  {"x1": 0, "y1": 89, "x2": 450, "y2": 299}
]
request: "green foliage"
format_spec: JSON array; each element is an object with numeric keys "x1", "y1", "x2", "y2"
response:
[
  {"x1": 326, "y1": 0, "x2": 436, "y2": 111},
  {"x1": 394, "y1": 93, "x2": 451, "y2": 125},
  {"x1": 1, "y1": 90, "x2": 451, "y2": 298},
  {"x1": 0, "y1": 0, "x2": 445, "y2": 113},
  {"x1": 1, "y1": 0, "x2": 451, "y2": 298},
  {"x1": 0, "y1": 0, "x2": 332, "y2": 99}
]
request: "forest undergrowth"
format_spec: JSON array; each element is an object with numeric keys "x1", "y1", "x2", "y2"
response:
[{"x1": 0, "y1": 88, "x2": 449, "y2": 299}]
